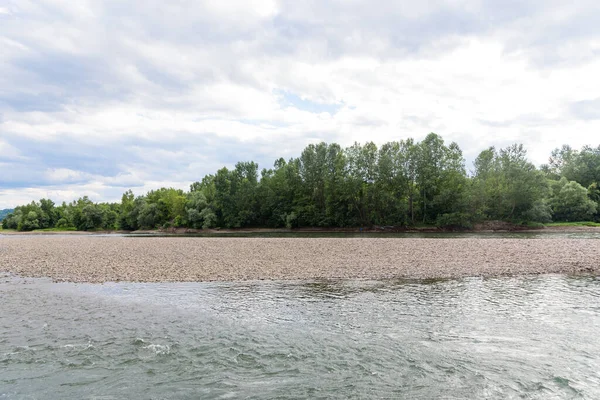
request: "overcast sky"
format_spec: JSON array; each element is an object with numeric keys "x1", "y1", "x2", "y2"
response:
[{"x1": 1, "y1": 0, "x2": 600, "y2": 209}]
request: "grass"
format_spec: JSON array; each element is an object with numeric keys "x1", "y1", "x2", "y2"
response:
[
  {"x1": 545, "y1": 221, "x2": 600, "y2": 227},
  {"x1": 522, "y1": 221, "x2": 546, "y2": 229}
]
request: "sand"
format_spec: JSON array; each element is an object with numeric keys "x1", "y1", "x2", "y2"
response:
[{"x1": 0, "y1": 236, "x2": 598, "y2": 283}]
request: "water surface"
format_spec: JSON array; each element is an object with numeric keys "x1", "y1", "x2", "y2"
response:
[
  {"x1": 2, "y1": 231, "x2": 600, "y2": 239},
  {"x1": 2, "y1": 275, "x2": 600, "y2": 399}
]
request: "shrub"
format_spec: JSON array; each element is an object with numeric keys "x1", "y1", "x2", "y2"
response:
[
  {"x1": 522, "y1": 200, "x2": 552, "y2": 223},
  {"x1": 550, "y1": 178, "x2": 597, "y2": 221},
  {"x1": 436, "y1": 212, "x2": 473, "y2": 230},
  {"x1": 56, "y1": 218, "x2": 69, "y2": 228},
  {"x1": 284, "y1": 212, "x2": 298, "y2": 229}
]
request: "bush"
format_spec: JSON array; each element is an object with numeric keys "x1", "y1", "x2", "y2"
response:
[
  {"x1": 173, "y1": 215, "x2": 184, "y2": 228},
  {"x1": 200, "y1": 208, "x2": 217, "y2": 229},
  {"x1": 436, "y1": 212, "x2": 473, "y2": 229},
  {"x1": 284, "y1": 212, "x2": 298, "y2": 229},
  {"x1": 522, "y1": 200, "x2": 552, "y2": 223},
  {"x1": 56, "y1": 218, "x2": 69, "y2": 228},
  {"x1": 550, "y1": 178, "x2": 597, "y2": 221}
]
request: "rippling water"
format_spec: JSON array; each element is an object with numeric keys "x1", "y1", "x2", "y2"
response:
[{"x1": 2, "y1": 275, "x2": 600, "y2": 399}]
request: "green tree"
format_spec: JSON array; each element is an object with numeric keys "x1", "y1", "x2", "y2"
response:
[
  {"x1": 3, "y1": 211, "x2": 20, "y2": 229},
  {"x1": 119, "y1": 190, "x2": 136, "y2": 230},
  {"x1": 137, "y1": 200, "x2": 158, "y2": 229},
  {"x1": 20, "y1": 210, "x2": 40, "y2": 231},
  {"x1": 213, "y1": 162, "x2": 259, "y2": 228},
  {"x1": 550, "y1": 178, "x2": 597, "y2": 221},
  {"x1": 471, "y1": 144, "x2": 550, "y2": 222},
  {"x1": 345, "y1": 142, "x2": 378, "y2": 226},
  {"x1": 374, "y1": 142, "x2": 409, "y2": 226},
  {"x1": 39, "y1": 198, "x2": 56, "y2": 228},
  {"x1": 9, "y1": 201, "x2": 44, "y2": 231},
  {"x1": 100, "y1": 203, "x2": 119, "y2": 230},
  {"x1": 81, "y1": 204, "x2": 103, "y2": 230},
  {"x1": 297, "y1": 143, "x2": 329, "y2": 226},
  {"x1": 416, "y1": 133, "x2": 467, "y2": 224},
  {"x1": 186, "y1": 190, "x2": 210, "y2": 229},
  {"x1": 5, "y1": 136, "x2": 597, "y2": 230},
  {"x1": 257, "y1": 158, "x2": 302, "y2": 227}
]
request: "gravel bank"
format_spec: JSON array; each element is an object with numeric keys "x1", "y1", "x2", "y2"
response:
[{"x1": 0, "y1": 236, "x2": 598, "y2": 283}]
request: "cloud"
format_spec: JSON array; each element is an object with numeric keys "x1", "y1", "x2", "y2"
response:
[
  {"x1": 1, "y1": 0, "x2": 600, "y2": 208},
  {"x1": 570, "y1": 98, "x2": 600, "y2": 120},
  {"x1": 277, "y1": 90, "x2": 343, "y2": 115}
]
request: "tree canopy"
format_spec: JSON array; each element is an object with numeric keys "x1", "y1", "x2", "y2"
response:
[{"x1": 3, "y1": 135, "x2": 599, "y2": 231}]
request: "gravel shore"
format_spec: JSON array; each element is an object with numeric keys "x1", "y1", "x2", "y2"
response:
[{"x1": 0, "y1": 236, "x2": 598, "y2": 283}]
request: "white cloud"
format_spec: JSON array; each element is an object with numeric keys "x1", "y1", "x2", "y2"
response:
[{"x1": 1, "y1": 0, "x2": 600, "y2": 208}]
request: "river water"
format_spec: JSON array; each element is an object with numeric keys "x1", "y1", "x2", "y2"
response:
[{"x1": 2, "y1": 274, "x2": 600, "y2": 399}]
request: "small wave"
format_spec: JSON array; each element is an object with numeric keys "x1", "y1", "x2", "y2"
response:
[
  {"x1": 62, "y1": 341, "x2": 94, "y2": 351},
  {"x1": 552, "y1": 376, "x2": 583, "y2": 395},
  {"x1": 143, "y1": 344, "x2": 171, "y2": 355},
  {"x1": 5, "y1": 346, "x2": 35, "y2": 356}
]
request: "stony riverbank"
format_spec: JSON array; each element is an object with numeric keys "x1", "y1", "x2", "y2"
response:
[
  {"x1": 1, "y1": 236, "x2": 599, "y2": 283},
  {"x1": 1, "y1": 224, "x2": 599, "y2": 236}
]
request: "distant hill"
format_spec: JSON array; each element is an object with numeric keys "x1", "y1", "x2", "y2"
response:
[{"x1": 0, "y1": 209, "x2": 14, "y2": 221}]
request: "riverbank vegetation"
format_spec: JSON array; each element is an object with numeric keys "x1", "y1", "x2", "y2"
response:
[
  {"x1": 545, "y1": 221, "x2": 600, "y2": 227},
  {"x1": 2, "y1": 134, "x2": 599, "y2": 231}
]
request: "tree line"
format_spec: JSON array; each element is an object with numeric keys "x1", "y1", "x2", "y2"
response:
[{"x1": 3, "y1": 133, "x2": 599, "y2": 231}]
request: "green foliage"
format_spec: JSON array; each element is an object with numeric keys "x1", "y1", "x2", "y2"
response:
[
  {"x1": 137, "y1": 201, "x2": 158, "y2": 229},
  {"x1": 186, "y1": 191, "x2": 214, "y2": 229},
  {"x1": 6, "y1": 136, "x2": 600, "y2": 232},
  {"x1": 213, "y1": 162, "x2": 260, "y2": 228},
  {"x1": 2, "y1": 210, "x2": 20, "y2": 229},
  {"x1": 101, "y1": 207, "x2": 119, "y2": 230},
  {"x1": 3, "y1": 201, "x2": 53, "y2": 231},
  {"x1": 416, "y1": 133, "x2": 467, "y2": 223},
  {"x1": 435, "y1": 212, "x2": 473, "y2": 229},
  {"x1": 119, "y1": 190, "x2": 137, "y2": 230},
  {"x1": 546, "y1": 221, "x2": 600, "y2": 227},
  {"x1": 284, "y1": 212, "x2": 298, "y2": 229},
  {"x1": 199, "y1": 208, "x2": 217, "y2": 229},
  {"x1": 549, "y1": 178, "x2": 597, "y2": 221},
  {"x1": 521, "y1": 200, "x2": 553, "y2": 223},
  {"x1": 20, "y1": 211, "x2": 40, "y2": 231},
  {"x1": 471, "y1": 145, "x2": 549, "y2": 222},
  {"x1": 56, "y1": 218, "x2": 69, "y2": 228},
  {"x1": 544, "y1": 144, "x2": 600, "y2": 221}
]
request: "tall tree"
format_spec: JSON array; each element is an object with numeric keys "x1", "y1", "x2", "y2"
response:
[{"x1": 550, "y1": 178, "x2": 597, "y2": 221}]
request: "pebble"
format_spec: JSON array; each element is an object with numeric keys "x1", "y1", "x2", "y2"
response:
[{"x1": 0, "y1": 236, "x2": 598, "y2": 283}]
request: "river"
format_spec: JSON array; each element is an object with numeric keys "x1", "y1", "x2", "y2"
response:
[{"x1": 2, "y1": 274, "x2": 600, "y2": 399}]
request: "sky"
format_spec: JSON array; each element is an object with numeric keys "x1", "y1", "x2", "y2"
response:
[{"x1": 1, "y1": 0, "x2": 600, "y2": 209}]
